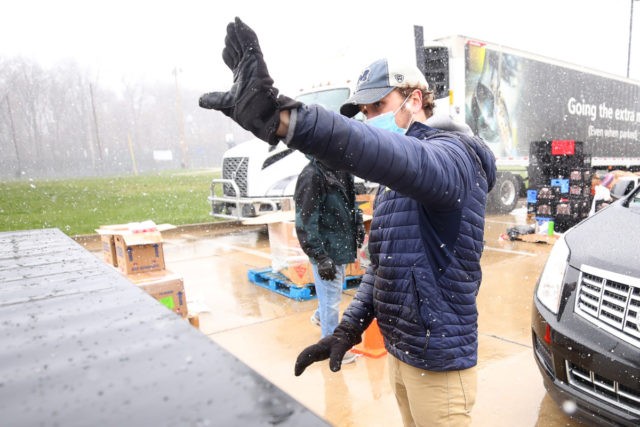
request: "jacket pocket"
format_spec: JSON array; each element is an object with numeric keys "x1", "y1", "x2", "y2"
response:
[{"x1": 410, "y1": 269, "x2": 432, "y2": 354}]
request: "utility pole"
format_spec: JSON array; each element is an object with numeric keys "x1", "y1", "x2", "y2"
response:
[
  {"x1": 89, "y1": 83, "x2": 104, "y2": 165},
  {"x1": 173, "y1": 67, "x2": 189, "y2": 169},
  {"x1": 628, "y1": 0, "x2": 638, "y2": 78},
  {"x1": 5, "y1": 94, "x2": 22, "y2": 178}
]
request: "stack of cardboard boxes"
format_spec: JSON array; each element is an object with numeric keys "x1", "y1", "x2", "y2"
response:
[
  {"x1": 97, "y1": 221, "x2": 188, "y2": 318},
  {"x1": 268, "y1": 220, "x2": 367, "y2": 286},
  {"x1": 266, "y1": 195, "x2": 374, "y2": 287}
]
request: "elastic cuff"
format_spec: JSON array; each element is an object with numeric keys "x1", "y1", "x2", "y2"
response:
[{"x1": 284, "y1": 108, "x2": 298, "y2": 145}]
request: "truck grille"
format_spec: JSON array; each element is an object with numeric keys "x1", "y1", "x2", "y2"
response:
[
  {"x1": 566, "y1": 361, "x2": 640, "y2": 416},
  {"x1": 575, "y1": 264, "x2": 640, "y2": 348},
  {"x1": 222, "y1": 157, "x2": 248, "y2": 197}
]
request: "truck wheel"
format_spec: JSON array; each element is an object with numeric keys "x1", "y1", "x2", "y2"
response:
[{"x1": 488, "y1": 172, "x2": 520, "y2": 213}]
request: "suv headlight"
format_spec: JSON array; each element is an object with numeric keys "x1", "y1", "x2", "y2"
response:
[{"x1": 536, "y1": 235, "x2": 570, "y2": 314}]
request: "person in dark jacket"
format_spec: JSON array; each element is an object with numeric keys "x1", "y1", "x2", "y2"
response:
[
  {"x1": 294, "y1": 156, "x2": 364, "y2": 365},
  {"x1": 199, "y1": 18, "x2": 497, "y2": 427}
]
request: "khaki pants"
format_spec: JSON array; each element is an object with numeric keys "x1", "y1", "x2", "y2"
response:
[{"x1": 388, "y1": 354, "x2": 477, "y2": 427}]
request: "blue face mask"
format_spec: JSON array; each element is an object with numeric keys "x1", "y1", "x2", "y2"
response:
[{"x1": 364, "y1": 96, "x2": 412, "y2": 134}]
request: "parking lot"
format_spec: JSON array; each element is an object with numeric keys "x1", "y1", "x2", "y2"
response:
[{"x1": 86, "y1": 206, "x2": 587, "y2": 426}]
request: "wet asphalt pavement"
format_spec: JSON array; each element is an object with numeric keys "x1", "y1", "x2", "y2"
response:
[{"x1": 83, "y1": 206, "x2": 589, "y2": 427}]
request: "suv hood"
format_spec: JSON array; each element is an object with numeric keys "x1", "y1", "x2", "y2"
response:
[{"x1": 564, "y1": 200, "x2": 640, "y2": 278}]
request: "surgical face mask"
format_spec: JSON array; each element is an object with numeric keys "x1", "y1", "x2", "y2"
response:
[{"x1": 365, "y1": 96, "x2": 412, "y2": 134}]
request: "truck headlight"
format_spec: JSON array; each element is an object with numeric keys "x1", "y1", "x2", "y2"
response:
[{"x1": 536, "y1": 235, "x2": 570, "y2": 314}]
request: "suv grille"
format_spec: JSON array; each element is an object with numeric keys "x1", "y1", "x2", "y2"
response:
[
  {"x1": 575, "y1": 264, "x2": 640, "y2": 348},
  {"x1": 222, "y1": 157, "x2": 248, "y2": 197},
  {"x1": 566, "y1": 361, "x2": 640, "y2": 416}
]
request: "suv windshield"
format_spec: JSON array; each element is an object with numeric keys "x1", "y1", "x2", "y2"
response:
[
  {"x1": 627, "y1": 187, "x2": 640, "y2": 208},
  {"x1": 611, "y1": 177, "x2": 638, "y2": 200}
]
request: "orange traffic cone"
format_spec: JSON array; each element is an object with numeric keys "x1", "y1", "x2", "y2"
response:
[{"x1": 352, "y1": 318, "x2": 387, "y2": 358}]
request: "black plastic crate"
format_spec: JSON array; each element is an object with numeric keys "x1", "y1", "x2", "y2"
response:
[
  {"x1": 536, "y1": 185, "x2": 557, "y2": 202},
  {"x1": 530, "y1": 140, "x2": 552, "y2": 157},
  {"x1": 528, "y1": 161, "x2": 554, "y2": 183},
  {"x1": 535, "y1": 202, "x2": 555, "y2": 217},
  {"x1": 569, "y1": 184, "x2": 591, "y2": 198},
  {"x1": 554, "y1": 215, "x2": 578, "y2": 233},
  {"x1": 554, "y1": 201, "x2": 571, "y2": 216},
  {"x1": 551, "y1": 155, "x2": 586, "y2": 169},
  {"x1": 568, "y1": 195, "x2": 592, "y2": 220},
  {"x1": 569, "y1": 167, "x2": 593, "y2": 184}
]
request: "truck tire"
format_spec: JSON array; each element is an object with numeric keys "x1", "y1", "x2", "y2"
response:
[{"x1": 488, "y1": 172, "x2": 520, "y2": 213}]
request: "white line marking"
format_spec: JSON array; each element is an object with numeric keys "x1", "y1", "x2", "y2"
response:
[{"x1": 484, "y1": 246, "x2": 537, "y2": 257}]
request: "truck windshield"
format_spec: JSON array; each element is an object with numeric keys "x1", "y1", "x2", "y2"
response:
[{"x1": 295, "y1": 88, "x2": 350, "y2": 113}]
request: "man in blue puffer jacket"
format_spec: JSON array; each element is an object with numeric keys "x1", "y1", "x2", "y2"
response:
[{"x1": 199, "y1": 18, "x2": 497, "y2": 427}]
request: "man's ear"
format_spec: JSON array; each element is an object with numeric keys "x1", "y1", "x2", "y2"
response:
[{"x1": 409, "y1": 89, "x2": 423, "y2": 114}]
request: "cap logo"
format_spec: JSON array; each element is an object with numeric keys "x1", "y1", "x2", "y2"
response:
[
  {"x1": 357, "y1": 68, "x2": 371, "y2": 88},
  {"x1": 393, "y1": 73, "x2": 405, "y2": 84}
]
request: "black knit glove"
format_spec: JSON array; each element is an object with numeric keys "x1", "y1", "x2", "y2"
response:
[
  {"x1": 294, "y1": 321, "x2": 363, "y2": 375},
  {"x1": 316, "y1": 254, "x2": 336, "y2": 281},
  {"x1": 198, "y1": 17, "x2": 301, "y2": 145},
  {"x1": 355, "y1": 208, "x2": 365, "y2": 248}
]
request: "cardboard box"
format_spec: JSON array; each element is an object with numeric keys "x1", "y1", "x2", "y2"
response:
[
  {"x1": 356, "y1": 194, "x2": 375, "y2": 216},
  {"x1": 96, "y1": 222, "x2": 175, "y2": 274},
  {"x1": 101, "y1": 234, "x2": 117, "y2": 266},
  {"x1": 282, "y1": 260, "x2": 316, "y2": 286},
  {"x1": 346, "y1": 258, "x2": 366, "y2": 276},
  {"x1": 268, "y1": 221, "x2": 312, "y2": 285},
  {"x1": 114, "y1": 232, "x2": 165, "y2": 275},
  {"x1": 128, "y1": 270, "x2": 188, "y2": 318}
]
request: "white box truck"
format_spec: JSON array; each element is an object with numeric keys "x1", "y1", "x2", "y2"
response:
[{"x1": 420, "y1": 33, "x2": 640, "y2": 212}]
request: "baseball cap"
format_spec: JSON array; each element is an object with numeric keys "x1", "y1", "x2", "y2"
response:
[{"x1": 340, "y1": 58, "x2": 429, "y2": 118}]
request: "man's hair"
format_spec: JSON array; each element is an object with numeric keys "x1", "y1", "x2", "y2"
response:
[{"x1": 397, "y1": 87, "x2": 436, "y2": 118}]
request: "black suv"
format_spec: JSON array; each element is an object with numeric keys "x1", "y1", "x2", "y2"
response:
[{"x1": 532, "y1": 185, "x2": 640, "y2": 426}]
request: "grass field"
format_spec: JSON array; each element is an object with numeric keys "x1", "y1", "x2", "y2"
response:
[{"x1": 0, "y1": 169, "x2": 222, "y2": 236}]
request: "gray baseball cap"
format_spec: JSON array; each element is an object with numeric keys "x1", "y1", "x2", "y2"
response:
[{"x1": 340, "y1": 58, "x2": 429, "y2": 118}]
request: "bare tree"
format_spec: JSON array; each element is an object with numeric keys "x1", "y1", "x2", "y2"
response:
[{"x1": 0, "y1": 55, "x2": 244, "y2": 180}]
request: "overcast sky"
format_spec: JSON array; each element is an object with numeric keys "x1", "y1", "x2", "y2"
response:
[{"x1": 1, "y1": 0, "x2": 638, "y2": 94}]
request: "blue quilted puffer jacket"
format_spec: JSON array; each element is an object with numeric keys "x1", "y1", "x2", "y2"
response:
[{"x1": 285, "y1": 105, "x2": 497, "y2": 371}]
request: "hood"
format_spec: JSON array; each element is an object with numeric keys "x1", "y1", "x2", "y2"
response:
[
  {"x1": 223, "y1": 138, "x2": 286, "y2": 157},
  {"x1": 425, "y1": 115, "x2": 497, "y2": 190},
  {"x1": 462, "y1": 133, "x2": 497, "y2": 192},
  {"x1": 425, "y1": 114, "x2": 473, "y2": 136},
  {"x1": 564, "y1": 197, "x2": 640, "y2": 278},
  {"x1": 418, "y1": 121, "x2": 498, "y2": 192}
]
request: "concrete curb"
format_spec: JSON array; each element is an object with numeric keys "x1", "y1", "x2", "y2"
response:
[{"x1": 72, "y1": 220, "x2": 267, "y2": 251}]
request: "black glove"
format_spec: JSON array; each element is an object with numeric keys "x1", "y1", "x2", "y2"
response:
[
  {"x1": 294, "y1": 321, "x2": 363, "y2": 375},
  {"x1": 355, "y1": 208, "x2": 365, "y2": 248},
  {"x1": 199, "y1": 17, "x2": 301, "y2": 145},
  {"x1": 316, "y1": 254, "x2": 336, "y2": 281}
]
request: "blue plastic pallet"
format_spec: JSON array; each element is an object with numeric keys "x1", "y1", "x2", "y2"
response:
[
  {"x1": 343, "y1": 275, "x2": 362, "y2": 290},
  {"x1": 247, "y1": 267, "x2": 362, "y2": 301},
  {"x1": 247, "y1": 267, "x2": 315, "y2": 300}
]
